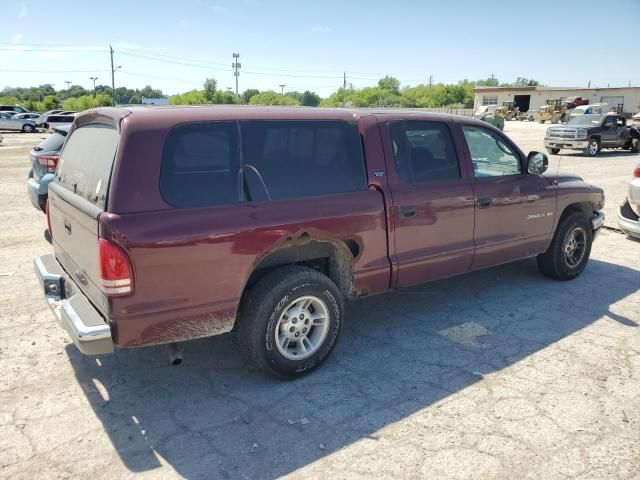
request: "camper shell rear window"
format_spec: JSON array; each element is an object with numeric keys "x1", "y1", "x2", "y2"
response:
[{"x1": 54, "y1": 124, "x2": 119, "y2": 209}]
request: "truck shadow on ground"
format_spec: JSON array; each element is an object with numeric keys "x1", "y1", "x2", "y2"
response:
[{"x1": 66, "y1": 257, "x2": 638, "y2": 479}]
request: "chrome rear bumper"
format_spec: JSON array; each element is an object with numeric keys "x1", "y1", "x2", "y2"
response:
[{"x1": 34, "y1": 254, "x2": 113, "y2": 355}]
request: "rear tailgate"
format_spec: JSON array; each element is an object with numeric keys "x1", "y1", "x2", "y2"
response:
[{"x1": 48, "y1": 122, "x2": 120, "y2": 317}]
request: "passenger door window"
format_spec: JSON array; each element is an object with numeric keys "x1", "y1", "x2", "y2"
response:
[
  {"x1": 462, "y1": 126, "x2": 522, "y2": 178},
  {"x1": 240, "y1": 121, "x2": 366, "y2": 200},
  {"x1": 389, "y1": 121, "x2": 461, "y2": 183}
]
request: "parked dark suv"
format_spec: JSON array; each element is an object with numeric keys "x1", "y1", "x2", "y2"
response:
[{"x1": 34, "y1": 106, "x2": 605, "y2": 378}]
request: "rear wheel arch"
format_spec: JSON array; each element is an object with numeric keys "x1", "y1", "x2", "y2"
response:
[{"x1": 241, "y1": 238, "x2": 359, "y2": 304}]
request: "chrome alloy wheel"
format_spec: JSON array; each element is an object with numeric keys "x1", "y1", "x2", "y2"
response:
[
  {"x1": 563, "y1": 227, "x2": 587, "y2": 268},
  {"x1": 274, "y1": 295, "x2": 329, "y2": 360},
  {"x1": 588, "y1": 139, "x2": 598, "y2": 156}
]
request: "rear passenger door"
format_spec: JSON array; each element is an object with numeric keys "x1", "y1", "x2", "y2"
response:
[
  {"x1": 600, "y1": 115, "x2": 618, "y2": 146},
  {"x1": 382, "y1": 120, "x2": 475, "y2": 287}
]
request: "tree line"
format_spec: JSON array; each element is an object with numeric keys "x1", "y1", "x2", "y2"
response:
[{"x1": 0, "y1": 76, "x2": 539, "y2": 112}]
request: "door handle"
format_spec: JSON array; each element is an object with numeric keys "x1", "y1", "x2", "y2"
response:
[
  {"x1": 398, "y1": 206, "x2": 418, "y2": 218},
  {"x1": 476, "y1": 197, "x2": 493, "y2": 209},
  {"x1": 64, "y1": 220, "x2": 72, "y2": 234}
]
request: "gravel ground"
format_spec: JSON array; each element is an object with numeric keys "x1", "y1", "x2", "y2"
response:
[{"x1": 0, "y1": 123, "x2": 639, "y2": 480}]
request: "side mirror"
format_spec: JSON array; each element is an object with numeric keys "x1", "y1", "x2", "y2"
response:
[{"x1": 527, "y1": 151, "x2": 548, "y2": 174}]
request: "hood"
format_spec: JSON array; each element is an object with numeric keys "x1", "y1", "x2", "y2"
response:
[{"x1": 541, "y1": 169, "x2": 583, "y2": 183}]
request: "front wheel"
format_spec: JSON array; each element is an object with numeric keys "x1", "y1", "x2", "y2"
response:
[
  {"x1": 537, "y1": 211, "x2": 593, "y2": 280},
  {"x1": 630, "y1": 138, "x2": 640, "y2": 153},
  {"x1": 22, "y1": 124, "x2": 35, "y2": 133},
  {"x1": 583, "y1": 137, "x2": 600, "y2": 157},
  {"x1": 237, "y1": 265, "x2": 343, "y2": 379},
  {"x1": 546, "y1": 147, "x2": 560, "y2": 155}
]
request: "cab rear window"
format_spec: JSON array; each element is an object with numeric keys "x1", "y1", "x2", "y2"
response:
[{"x1": 55, "y1": 124, "x2": 119, "y2": 209}]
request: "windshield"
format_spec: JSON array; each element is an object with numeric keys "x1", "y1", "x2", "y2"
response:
[{"x1": 568, "y1": 115, "x2": 602, "y2": 126}]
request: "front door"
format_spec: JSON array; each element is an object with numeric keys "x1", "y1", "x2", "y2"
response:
[
  {"x1": 0, "y1": 113, "x2": 11, "y2": 129},
  {"x1": 383, "y1": 119, "x2": 476, "y2": 288},
  {"x1": 460, "y1": 124, "x2": 556, "y2": 270}
]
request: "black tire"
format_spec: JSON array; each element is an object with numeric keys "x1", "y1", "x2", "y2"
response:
[
  {"x1": 583, "y1": 137, "x2": 600, "y2": 157},
  {"x1": 22, "y1": 123, "x2": 34, "y2": 133},
  {"x1": 237, "y1": 265, "x2": 344, "y2": 379},
  {"x1": 546, "y1": 147, "x2": 560, "y2": 155},
  {"x1": 630, "y1": 138, "x2": 640, "y2": 153},
  {"x1": 537, "y1": 211, "x2": 593, "y2": 280}
]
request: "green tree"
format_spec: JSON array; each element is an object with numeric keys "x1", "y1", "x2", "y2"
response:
[
  {"x1": 512, "y1": 77, "x2": 540, "y2": 87},
  {"x1": 319, "y1": 87, "x2": 354, "y2": 107},
  {"x1": 249, "y1": 91, "x2": 299, "y2": 106},
  {"x1": 128, "y1": 93, "x2": 143, "y2": 104},
  {"x1": 140, "y1": 85, "x2": 164, "y2": 99},
  {"x1": 241, "y1": 89, "x2": 260, "y2": 104},
  {"x1": 300, "y1": 90, "x2": 321, "y2": 107},
  {"x1": 476, "y1": 76, "x2": 499, "y2": 87},
  {"x1": 203, "y1": 78, "x2": 218, "y2": 102},
  {"x1": 377, "y1": 76, "x2": 401, "y2": 95},
  {"x1": 95, "y1": 94, "x2": 113, "y2": 107},
  {"x1": 43, "y1": 95, "x2": 60, "y2": 110},
  {"x1": 170, "y1": 90, "x2": 206, "y2": 105}
]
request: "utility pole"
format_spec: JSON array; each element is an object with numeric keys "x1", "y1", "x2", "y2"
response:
[
  {"x1": 343, "y1": 72, "x2": 346, "y2": 91},
  {"x1": 64, "y1": 80, "x2": 71, "y2": 90},
  {"x1": 89, "y1": 76, "x2": 98, "y2": 96},
  {"x1": 232, "y1": 53, "x2": 241, "y2": 96},
  {"x1": 279, "y1": 84, "x2": 286, "y2": 95},
  {"x1": 110, "y1": 45, "x2": 121, "y2": 106},
  {"x1": 428, "y1": 75, "x2": 433, "y2": 89}
]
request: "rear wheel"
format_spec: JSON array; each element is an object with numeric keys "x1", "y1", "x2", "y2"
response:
[
  {"x1": 583, "y1": 137, "x2": 600, "y2": 157},
  {"x1": 630, "y1": 138, "x2": 640, "y2": 153},
  {"x1": 237, "y1": 265, "x2": 343, "y2": 379},
  {"x1": 537, "y1": 211, "x2": 593, "y2": 280},
  {"x1": 22, "y1": 124, "x2": 34, "y2": 133}
]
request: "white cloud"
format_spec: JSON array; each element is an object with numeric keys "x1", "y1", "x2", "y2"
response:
[
  {"x1": 12, "y1": 33, "x2": 24, "y2": 44},
  {"x1": 18, "y1": 3, "x2": 28, "y2": 19},
  {"x1": 311, "y1": 25, "x2": 331, "y2": 33}
]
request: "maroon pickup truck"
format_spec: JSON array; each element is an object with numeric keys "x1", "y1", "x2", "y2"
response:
[{"x1": 34, "y1": 106, "x2": 605, "y2": 378}]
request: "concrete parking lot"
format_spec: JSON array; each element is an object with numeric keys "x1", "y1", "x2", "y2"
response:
[{"x1": 0, "y1": 121, "x2": 639, "y2": 480}]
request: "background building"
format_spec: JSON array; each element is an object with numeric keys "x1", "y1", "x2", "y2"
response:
[
  {"x1": 473, "y1": 86, "x2": 640, "y2": 115},
  {"x1": 141, "y1": 97, "x2": 169, "y2": 106}
]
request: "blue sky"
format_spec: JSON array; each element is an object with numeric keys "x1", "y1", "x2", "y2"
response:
[{"x1": 1, "y1": 0, "x2": 638, "y2": 96}]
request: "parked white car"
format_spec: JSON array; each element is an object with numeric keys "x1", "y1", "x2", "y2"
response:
[{"x1": 618, "y1": 164, "x2": 640, "y2": 238}]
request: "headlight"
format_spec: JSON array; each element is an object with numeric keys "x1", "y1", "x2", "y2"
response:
[{"x1": 576, "y1": 128, "x2": 588, "y2": 140}]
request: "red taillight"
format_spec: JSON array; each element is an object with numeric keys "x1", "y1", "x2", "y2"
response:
[
  {"x1": 634, "y1": 165, "x2": 640, "y2": 178},
  {"x1": 99, "y1": 238, "x2": 133, "y2": 296},
  {"x1": 37, "y1": 155, "x2": 59, "y2": 173},
  {"x1": 45, "y1": 199, "x2": 52, "y2": 237}
]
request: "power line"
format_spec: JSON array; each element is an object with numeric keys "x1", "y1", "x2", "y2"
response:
[
  {"x1": 0, "y1": 43, "x2": 434, "y2": 83},
  {"x1": 0, "y1": 47, "x2": 105, "y2": 53},
  {"x1": 0, "y1": 68, "x2": 109, "y2": 73}
]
